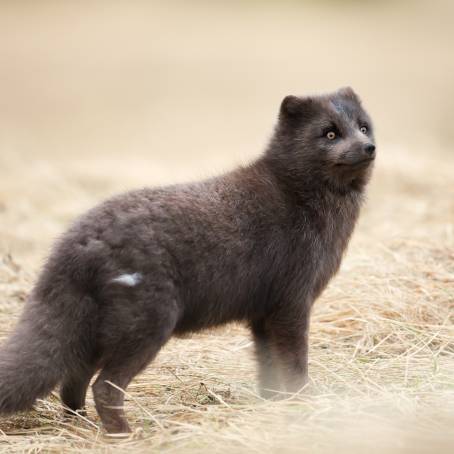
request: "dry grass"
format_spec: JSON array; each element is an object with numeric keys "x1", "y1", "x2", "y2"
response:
[
  {"x1": 1, "y1": 143, "x2": 453, "y2": 454},
  {"x1": 1, "y1": 1, "x2": 454, "y2": 452}
]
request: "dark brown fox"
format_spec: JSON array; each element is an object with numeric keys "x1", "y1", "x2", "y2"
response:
[{"x1": 0, "y1": 87, "x2": 375, "y2": 434}]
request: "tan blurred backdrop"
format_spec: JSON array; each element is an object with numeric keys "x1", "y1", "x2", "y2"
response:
[
  {"x1": 0, "y1": 0, "x2": 453, "y2": 264},
  {"x1": 1, "y1": 2, "x2": 454, "y2": 451}
]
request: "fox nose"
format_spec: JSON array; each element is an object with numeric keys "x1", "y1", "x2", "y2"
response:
[{"x1": 364, "y1": 144, "x2": 376, "y2": 157}]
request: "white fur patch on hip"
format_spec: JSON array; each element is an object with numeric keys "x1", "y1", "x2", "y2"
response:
[{"x1": 110, "y1": 273, "x2": 143, "y2": 287}]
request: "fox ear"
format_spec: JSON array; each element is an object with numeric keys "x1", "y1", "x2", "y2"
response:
[
  {"x1": 337, "y1": 86, "x2": 361, "y2": 104},
  {"x1": 279, "y1": 95, "x2": 314, "y2": 120}
]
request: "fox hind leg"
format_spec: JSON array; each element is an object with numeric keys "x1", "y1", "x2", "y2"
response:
[
  {"x1": 60, "y1": 367, "x2": 96, "y2": 416},
  {"x1": 92, "y1": 299, "x2": 179, "y2": 434}
]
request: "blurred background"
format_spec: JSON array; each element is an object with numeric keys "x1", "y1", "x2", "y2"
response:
[
  {"x1": 0, "y1": 0, "x2": 453, "y2": 265},
  {"x1": 1, "y1": 2, "x2": 454, "y2": 452}
]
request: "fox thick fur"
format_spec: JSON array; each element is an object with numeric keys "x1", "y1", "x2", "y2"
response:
[{"x1": 0, "y1": 87, "x2": 376, "y2": 433}]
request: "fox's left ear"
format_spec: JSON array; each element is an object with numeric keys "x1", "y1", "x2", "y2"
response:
[
  {"x1": 279, "y1": 95, "x2": 316, "y2": 121},
  {"x1": 337, "y1": 86, "x2": 362, "y2": 104}
]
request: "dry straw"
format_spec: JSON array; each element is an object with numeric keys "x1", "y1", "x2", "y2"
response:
[{"x1": 0, "y1": 146, "x2": 453, "y2": 453}]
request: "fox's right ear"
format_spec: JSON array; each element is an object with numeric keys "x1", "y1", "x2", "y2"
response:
[
  {"x1": 337, "y1": 86, "x2": 361, "y2": 104},
  {"x1": 279, "y1": 95, "x2": 314, "y2": 120}
]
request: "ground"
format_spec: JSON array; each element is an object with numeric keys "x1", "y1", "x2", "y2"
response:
[{"x1": 0, "y1": 1, "x2": 453, "y2": 452}]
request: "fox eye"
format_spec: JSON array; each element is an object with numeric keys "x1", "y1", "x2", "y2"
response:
[
  {"x1": 326, "y1": 131, "x2": 336, "y2": 140},
  {"x1": 360, "y1": 126, "x2": 368, "y2": 134}
]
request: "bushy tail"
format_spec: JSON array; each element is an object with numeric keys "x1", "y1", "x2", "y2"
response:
[{"x1": 0, "y1": 292, "x2": 97, "y2": 414}]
